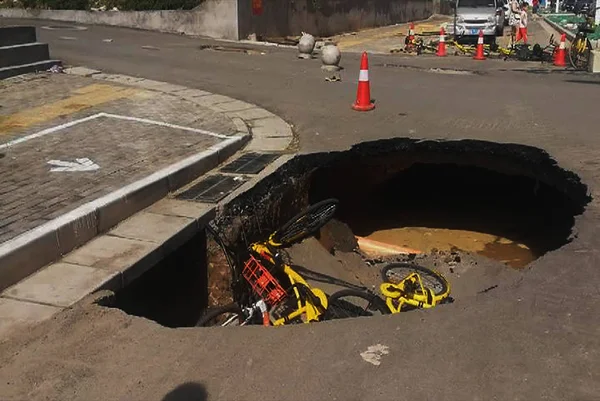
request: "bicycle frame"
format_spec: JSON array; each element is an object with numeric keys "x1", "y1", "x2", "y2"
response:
[{"x1": 250, "y1": 241, "x2": 328, "y2": 325}]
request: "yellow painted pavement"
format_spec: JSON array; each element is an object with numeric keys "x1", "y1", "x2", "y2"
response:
[{"x1": 0, "y1": 83, "x2": 141, "y2": 135}]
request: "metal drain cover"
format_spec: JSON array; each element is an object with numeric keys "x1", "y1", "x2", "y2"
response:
[
  {"x1": 220, "y1": 152, "x2": 280, "y2": 175},
  {"x1": 176, "y1": 174, "x2": 248, "y2": 203}
]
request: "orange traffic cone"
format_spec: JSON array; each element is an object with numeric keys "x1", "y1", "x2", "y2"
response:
[
  {"x1": 436, "y1": 27, "x2": 447, "y2": 57},
  {"x1": 473, "y1": 30, "x2": 486, "y2": 60},
  {"x1": 408, "y1": 22, "x2": 415, "y2": 42},
  {"x1": 352, "y1": 52, "x2": 375, "y2": 112},
  {"x1": 554, "y1": 33, "x2": 566, "y2": 67}
]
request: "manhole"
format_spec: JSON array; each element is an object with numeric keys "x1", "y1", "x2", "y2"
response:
[
  {"x1": 198, "y1": 45, "x2": 265, "y2": 55},
  {"x1": 176, "y1": 173, "x2": 248, "y2": 203},
  {"x1": 220, "y1": 152, "x2": 280, "y2": 175},
  {"x1": 41, "y1": 25, "x2": 88, "y2": 31},
  {"x1": 376, "y1": 63, "x2": 480, "y2": 75}
]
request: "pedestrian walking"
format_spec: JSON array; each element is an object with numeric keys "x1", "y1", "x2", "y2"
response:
[
  {"x1": 516, "y1": 3, "x2": 529, "y2": 43},
  {"x1": 532, "y1": 0, "x2": 539, "y2": 14},
  {"x1": 509, "y1": 0, "x2": 521, "y2": 38}
]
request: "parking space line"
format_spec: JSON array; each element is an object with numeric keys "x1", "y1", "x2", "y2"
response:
[{"x1": 0, "y1": 84, "x2": 140, "y2": 136}]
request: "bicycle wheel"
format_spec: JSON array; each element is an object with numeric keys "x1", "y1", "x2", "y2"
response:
[
  {"x1": 569, "y1": 38, "x2": 592, "y2": 70},
  {"x1": 270, "y1": 198, "x2": 339, "y2": 247},
  {"x1": 380, "y1": 263, "x2": 449, "y2": 300},
  {"x1": 323, "y1": 289, "x2": 389, "y2": 320},
  {"x1": 196, "y1": 303, "x2": 245, "y2": 327}
]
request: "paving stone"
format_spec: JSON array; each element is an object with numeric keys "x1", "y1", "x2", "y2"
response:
[
  {"x1": 3, "y1": 262, "x2": 118, "y2": 308},
  {"x1": 64, "y1": 66, "x2": 101, "y2": 77},
  {"x1": 226, "y1": 107, "x2": 276, "y2": 120},
  {"x1": 0, "y1": 297, "x2": 61, "y2": 338},
  {"x1": 231, "y1": 117, "x2": 250, "y2": 135},
  {"x1": 189, "y1": 94, "x2": 237, "y2": 107},
  {"x1": 109, "y1": 212, "x2": 194, "y2": 244},
  {"x1": 97, "y1": 74, "x2": 145, "y2": 85},
  {"x1": 172, "y1": 88, "x2": 211, "y2": 99},
  {"x1": 132, "y1": 79, "x2": 189, "y2": 93},
  {"x1": 245, "y1": 137, "x2": 292, "y2": 152},
  {"x1": 249, "y1": 117, "x2": 293, "y2": 136},
  {"x1": 209, "y1": 100, "x2": 255, "y2": 113},
  {"x1": 145, "y1": 198, "x2": 215, "y2": 220},
  {"x1": 63, "y1": 235, "x2": 159, "y2": 272},
  {"x1": 251, "y1": 125, "x2": 293, "y2": 138}
]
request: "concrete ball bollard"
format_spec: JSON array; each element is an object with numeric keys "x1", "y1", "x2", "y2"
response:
[
  {"x1": 321, "y1": 42, "x2": 342, "y2": 71},
  {"x1": 298, "y1": 32, "x2": 316, "y2": 59}
]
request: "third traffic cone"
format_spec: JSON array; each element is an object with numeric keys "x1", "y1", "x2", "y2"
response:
[
  {"x1": 554, "y1": 33, "x2": 567, "y2": 67},
  {"x1": 473, "y1": 30, "x2": 486, "y2": 60},
  {"x1": 408, "y1": 22, "x2": 415, "y2": 42},
  {"x1": 436, "y1": 27, "x2": 447, "y2": 57},
  {"x1": 352, "y1": 52, "x2": 375, "y2": 112}
]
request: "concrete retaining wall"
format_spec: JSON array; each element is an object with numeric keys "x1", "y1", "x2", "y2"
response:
[
  {"x1": 237, "y1": 0, "x2": 435, "y2": 39},
  {"x1": 0, "y1": 0, "x2": 238, "y2": 39},
  {"x1": 0, "y1": 0, "x2": 436, "y2": 40}
]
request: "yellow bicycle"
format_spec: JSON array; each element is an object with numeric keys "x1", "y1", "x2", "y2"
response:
[
  {"x1": 324, "y1": 263, "x2": 452, "y2": 319},
  {"x1": 379, "y1": 263, "x2": 451, "y2": 312},
  {"x1": 197, "y1": 199, "x2": 338, "y2": 327},
  {"x1": 569, "y1": 17, "x2": 595, "y2": 70}
]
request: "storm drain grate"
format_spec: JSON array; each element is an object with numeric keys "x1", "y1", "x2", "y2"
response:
[
  {"x1": 176, "y1": 174, "x2": 248, "y2": 203},
  {"x1": 220, "y1": 152, "x2": 281, "y2": 175}
]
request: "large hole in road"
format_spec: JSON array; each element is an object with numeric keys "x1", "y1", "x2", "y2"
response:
[{"x1": 103, "y1": 138, "x2": 590, "y2": 327}]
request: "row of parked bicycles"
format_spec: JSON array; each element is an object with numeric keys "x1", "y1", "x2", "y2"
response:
[
  {"x1": 403, "y1": 13, "x2": 596, "y2": 71},
  {"x1": 197, "y1": 199, "x2": 452, "y2": 327}
]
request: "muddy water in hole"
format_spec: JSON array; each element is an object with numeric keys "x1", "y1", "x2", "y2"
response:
[{"x1": 366, "y1": 227, "x2": 536, "y2": 268}]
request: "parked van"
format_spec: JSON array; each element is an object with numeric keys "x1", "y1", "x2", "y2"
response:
[{"x1": 447, "y1": 0, "x2": 506, "y2": 39}]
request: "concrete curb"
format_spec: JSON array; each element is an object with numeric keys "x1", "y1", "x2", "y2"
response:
[
  {"x1": 543, "y1": 16, "x2": 576, "y2": 41},
  {"x1": 0, "y1": 67, "x2": 296, "y2": 339},
  {"x1": 0, "y1": 136, "x2": 247, "y2": 292}
]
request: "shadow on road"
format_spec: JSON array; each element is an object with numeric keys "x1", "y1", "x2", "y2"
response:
[
  {"x1": 162, "y1": 382, "x2": 208, "y2": 401},
  {"x1": 563, "y1": 79, "x2": 600, "y2": 85}
]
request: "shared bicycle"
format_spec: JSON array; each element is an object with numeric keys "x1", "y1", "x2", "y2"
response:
[{"x1": 197, "y1": 199, "x2": 339, "y2": 327}]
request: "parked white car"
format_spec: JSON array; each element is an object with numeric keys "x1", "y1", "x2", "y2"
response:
[{"x1": 446, "y1": 0, "x2": 506, "y2": 39}]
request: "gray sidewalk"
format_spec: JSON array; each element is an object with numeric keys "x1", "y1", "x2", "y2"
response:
[{"x1": 0, "y1": 68, "x2": 293, "y2": 297}]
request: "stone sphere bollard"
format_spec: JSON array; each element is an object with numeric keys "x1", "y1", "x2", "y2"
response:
[
  {"x1": 298, "y1": 32, "x2": 316, "y2": 59},
  {"x1": 321, "y1": 42, "x2": 341, "y2": 71}
]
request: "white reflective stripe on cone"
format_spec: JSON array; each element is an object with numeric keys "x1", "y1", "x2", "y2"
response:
[
  {"x1": 559, "y1": 41, "x2": 565, "y2": 49},
  {"x1": 440, "y1": 35, "x2": 445, "y2": 42},
  {"x1": 359, "y1": 69, "x2": 369, "y2": 82},
  {"x1": 478, "y1": 36, "x2": 484, "y2": 44}
]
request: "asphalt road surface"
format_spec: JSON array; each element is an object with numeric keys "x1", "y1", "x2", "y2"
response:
[{"x1": 1, "y1": 18, "x2": 600, "y2": 401}]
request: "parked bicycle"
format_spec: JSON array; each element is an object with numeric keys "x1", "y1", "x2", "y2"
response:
[
  {"x1": 197, "y1": 199, "x2": 339, "y2": 327},
  {"x1": 569, "y1": 15, "x2": 595, "y2": 70}
]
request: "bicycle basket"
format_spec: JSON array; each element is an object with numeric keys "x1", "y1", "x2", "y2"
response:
[{"x1": 242, "y1": 255, "x2": 287, "y2": 306}]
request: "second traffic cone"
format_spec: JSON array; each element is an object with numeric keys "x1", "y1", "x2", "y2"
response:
[
  {"x1": 352, "y1": 52, "x2": 375, "y2": 112},
  {"x1": 473, "y1": 30, "x2": 486, "y2": 60},
  {"x1": 554, "y1": 33, "x2": 567, "y2": 67},
  {"x1": 408, "y1": 22, "x2": 415, "y2": 42},
  {"x1": 436, "y1": 27, "x2": 447, "y2": 57}
]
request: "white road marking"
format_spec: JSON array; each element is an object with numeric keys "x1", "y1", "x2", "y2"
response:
[
  {"x1": 0, "y1": 113, "x2": 104, "y2": 151},
  {"x1": 48, "y1": 158, "x2": 100, "y2": 172},
  {"x1": 101, "y1": 113, "x2": 230, "y2": 139},
  {"x1": 0, "y1": 112, "x2": 229, "y2": 150},
  {"x1": 360, "y1": 344, "x2": 389, "y2": 366}
]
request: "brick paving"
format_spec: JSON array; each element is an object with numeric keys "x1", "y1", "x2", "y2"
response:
[{"x1": 0, "y1": 73, "x2": 237, "y2": 244}]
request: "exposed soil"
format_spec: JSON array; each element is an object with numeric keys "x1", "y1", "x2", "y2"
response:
[{"x1": 206, "y1": 238, "x2": 233, "y2": 308}]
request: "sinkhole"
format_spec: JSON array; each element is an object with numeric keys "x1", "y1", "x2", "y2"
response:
[{"x1": 103, "y1": 138, "x2": 591, "y2": 327}]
